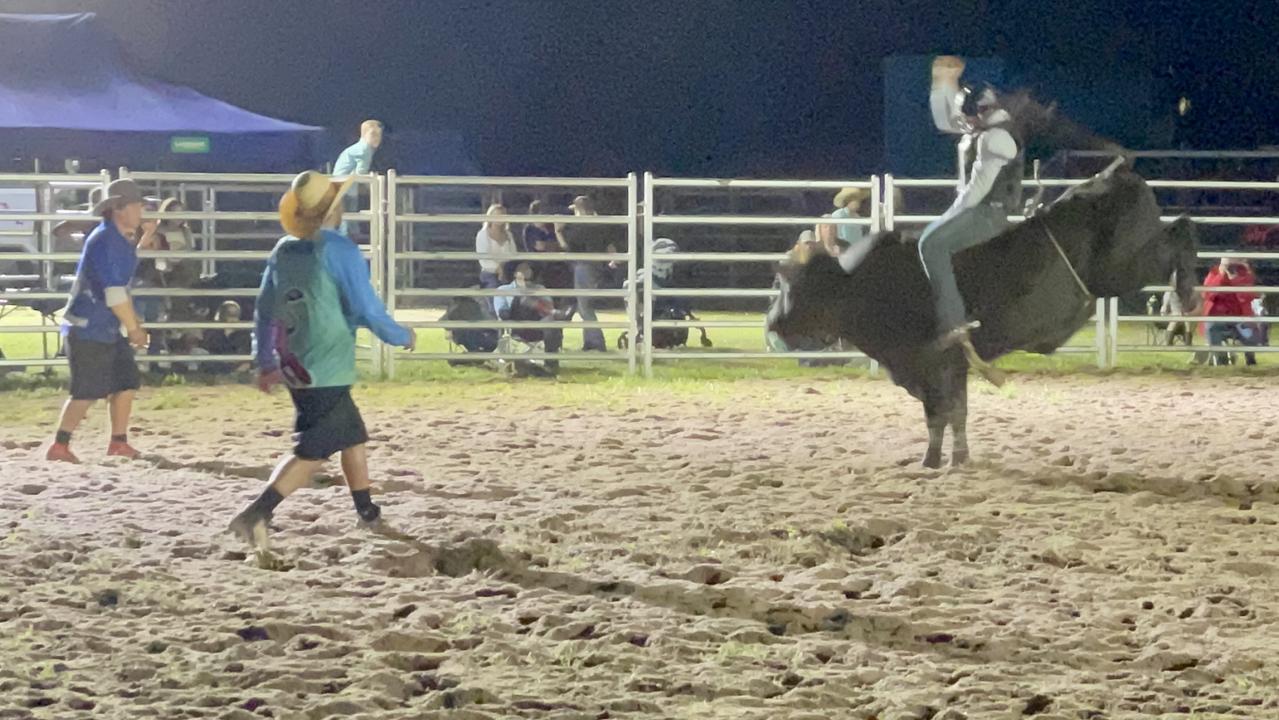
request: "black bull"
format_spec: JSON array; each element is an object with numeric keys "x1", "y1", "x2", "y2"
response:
[{"x1": 767, "y1": 165, "x2": 1198, "y2": 468}]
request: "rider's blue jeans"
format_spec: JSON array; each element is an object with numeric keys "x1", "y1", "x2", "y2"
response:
[{"x1": 918, "y1": 203, "x2": 1010, "y2": 334}]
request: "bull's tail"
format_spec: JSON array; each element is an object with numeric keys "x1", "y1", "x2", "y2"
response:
[{"x1": 1162, "y1": 216, "x2": 1200, "y2": 310}]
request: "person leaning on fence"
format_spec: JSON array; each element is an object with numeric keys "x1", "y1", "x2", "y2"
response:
[
  {"x1": 475, "y1": 204, "x2": 517, "y2": 290},
  {"x1": 332, "y1": 119, "x2": 383, "y2": 236},
  {"x1": 334, "y1": 120, "x2": 383, "y2": 176},
  {"x1": 227, "y1": 171, "x2": 416, "y2": 549},
  {"x1": 830, "y1": 186, "x2": 869, "y2": 250},
  {"x1": 45, "y1": 179, "x2": 151, "y2": 464},
  {"x1": 557, "y1": 195, "x2": 621, "y2": 352}
]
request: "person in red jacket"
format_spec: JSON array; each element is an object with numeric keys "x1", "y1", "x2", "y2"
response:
[{"x1": 1202, "y1": 257, "x2": 1261, "y2": 365}]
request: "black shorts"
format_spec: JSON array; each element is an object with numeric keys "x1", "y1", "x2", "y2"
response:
[
  {"x1": 288, "y1": 386, "x2": 369, "y2": 460},
  {"x1": 67, "y1": 334, "x2": 142, "y2": 400}
]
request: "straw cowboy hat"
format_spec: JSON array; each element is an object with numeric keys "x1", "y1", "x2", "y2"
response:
[
  {"x1": 156, "y1": 197, "x2": 193, "y2": 252},
  {"x1": 278, "y1": 170, "x2": 355, "y2": 238},
  {"x1": 833, "y1": 187, "x2": 868, "y2": 209}
]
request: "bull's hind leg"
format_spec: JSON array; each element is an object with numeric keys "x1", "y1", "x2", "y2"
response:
[
  {"x1": 921, "y1": 381, "x2": 948, "y2": 469},
  {"x1": 921, "y1": 356, "x2": 970, "y2": 468}
]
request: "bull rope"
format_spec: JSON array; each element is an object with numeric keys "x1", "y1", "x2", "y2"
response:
[{"x1": 1037, "y1": 216, "x2": 1094, "y2": 302}]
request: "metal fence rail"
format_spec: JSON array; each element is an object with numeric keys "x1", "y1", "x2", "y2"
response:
[
  {"x1": 1, "y1": 170, "x2": 382, "y2": 372},
  {"x1": 383, "y1": 172, "x2": 638, "y2": 377},
  {"x1": 643, "y1": 173, "x2": 881, "y2": 376},
  {"x1": 3, "y1": 169, "x2": 1278, "y2": 374}
]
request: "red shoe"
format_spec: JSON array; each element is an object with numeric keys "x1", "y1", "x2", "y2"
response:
[
  {"x1": 106, "y1": 441, "x2": 141, "y2": 460},
  {"x1": 45, "y1": 443, "x2": 80, "y2": 464}
]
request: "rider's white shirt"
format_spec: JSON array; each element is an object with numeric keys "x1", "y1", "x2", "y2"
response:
[{"x1": 930, "y1": 86, "x2": 1018, "y2": 223}]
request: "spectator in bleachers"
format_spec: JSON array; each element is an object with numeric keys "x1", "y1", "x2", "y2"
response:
[
  {"x1": 51, "y1": 187, "x2": 102, "y2": 257},
  {"x1": 523, "y1": 199, "x2": 573, "y2": 300},
  {"x1": 492, "y1": 261, "x2": 562, "y2": 374},
  {"x1": 1202, "y1": 257, "x2": 1261, "y2": 365},
  {"x1": 131, "y1": 198, "x2": 168, "y2": 357},
  {"x1": 557, "y1": 195, "x2": 620, "y2": 352},
  {"x1": 522, "y1": 200, "x2": 554, "y2": 253},
  {"x1": 476, "y1": 203, "x2": 517, "y2": 290},
  {"x1": 170, "y1": 332, "x2": 209, "y2": 375},
  {"x1": 202, "y1": 299, "x2": 252, "y2": 374}
]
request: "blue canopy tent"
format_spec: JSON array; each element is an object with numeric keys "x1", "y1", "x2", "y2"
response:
[{"x1": 0, "y1": 12, "x2": 322, "y2": 172}]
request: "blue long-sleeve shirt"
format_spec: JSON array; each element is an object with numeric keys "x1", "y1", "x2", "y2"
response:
[
  {"x1": 333, "y1": 140, "x2": 375, "y2": 176},
  {"x1": 254, "y1": 230, "x2": 409, "y2": 378},
  {"x1": 492, "y1": 280, "x2": 553, "y2": 320}
]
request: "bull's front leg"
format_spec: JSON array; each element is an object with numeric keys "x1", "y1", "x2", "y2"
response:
[{"x1": 923, "y1": 413, "x2": 945, "y2": 469}]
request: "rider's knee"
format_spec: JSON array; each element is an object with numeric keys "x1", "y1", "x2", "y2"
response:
[{"x1": 918, "y1": 236, "x2": 950, "y2": 266}]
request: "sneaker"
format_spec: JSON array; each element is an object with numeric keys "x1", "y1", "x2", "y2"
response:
[
  {"x1": 106, "y1": 441, "x2": 141, "y2": 460},
  {"x1": 227, "y1": 508, "x2": 269, "y2": 548},
  {"x1": 357, "y1": 503, "x2": 382, "y2": 526},
  {"x1": 45, "y1": 443, "x2": 80, "y2": 464}
]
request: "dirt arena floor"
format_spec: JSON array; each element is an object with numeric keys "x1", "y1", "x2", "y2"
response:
[{"x1": 2, "y1": 373, "x2": 1278, "y2": 719}]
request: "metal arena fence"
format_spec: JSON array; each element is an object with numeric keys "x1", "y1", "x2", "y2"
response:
[{"x1": 1, "y1": 169, "x2": 1276, "y2": 375}]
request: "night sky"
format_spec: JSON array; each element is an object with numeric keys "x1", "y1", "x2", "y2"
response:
[{"x1": 3, "y1": 0, "x2": 1277, "y2": 176}]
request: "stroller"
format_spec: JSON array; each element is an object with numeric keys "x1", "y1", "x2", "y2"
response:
[{"x1": 617, "y1": 238, "x2": 712, "y2": 351}]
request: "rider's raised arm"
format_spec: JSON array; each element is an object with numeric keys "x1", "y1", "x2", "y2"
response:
[
  {"x1": 930, "y1": 55, "x2": 967, "y2": 135},
  {"x1": 930, "y1": 86, "x2": 966, "y2": 135}
]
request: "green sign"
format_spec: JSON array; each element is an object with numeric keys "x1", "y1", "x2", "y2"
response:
[{"x1": 170, "y1": 136, "x2": 210, "y2": 154}]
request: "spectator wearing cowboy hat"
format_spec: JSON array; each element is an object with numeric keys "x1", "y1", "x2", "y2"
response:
[
  {"x1": 228, "y1": 170, "x2": 415, "y2": 550},
  {"x1": 148, "y1": 197, "x2": 202, "y2": 334},
  {"x1": 556, "y1": 194, "x2": 621, "y2": 352},
  {"x1": 46, "y1": 179, "x2": 151, "y2": 464},
  {"x1": 829, "y1": 186, "x2": 869, "y2": 250}
]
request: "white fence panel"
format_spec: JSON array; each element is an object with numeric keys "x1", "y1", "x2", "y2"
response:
[{"x1": 3, "y1": 168, "x2": 1278, "y2": 376}]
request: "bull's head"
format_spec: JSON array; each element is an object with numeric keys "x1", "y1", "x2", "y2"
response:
[{"x1": 766, "y1": 239, "x2": 849, "y2": 351}]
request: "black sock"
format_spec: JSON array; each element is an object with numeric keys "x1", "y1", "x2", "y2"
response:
[
  {"x1": 111, "y1": 434, "x2": 127, "y2": 444},
  {"x1": 247, "y1": 486, "x2": 285, "y2": 519},
  {"x1": 55, "y1": 430, "x2": 72, "y2": 445},
  {"x1": 351, "y1": 489, "x2": 380, "y2": 522}
]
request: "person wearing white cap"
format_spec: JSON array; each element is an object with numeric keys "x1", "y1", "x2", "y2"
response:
[
  {"x1": 227, "y1": 170, "x2": 415, "y2": 552},
  {"x1": 46, "y1": 179, "x2": 151, "y2": 464}
]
